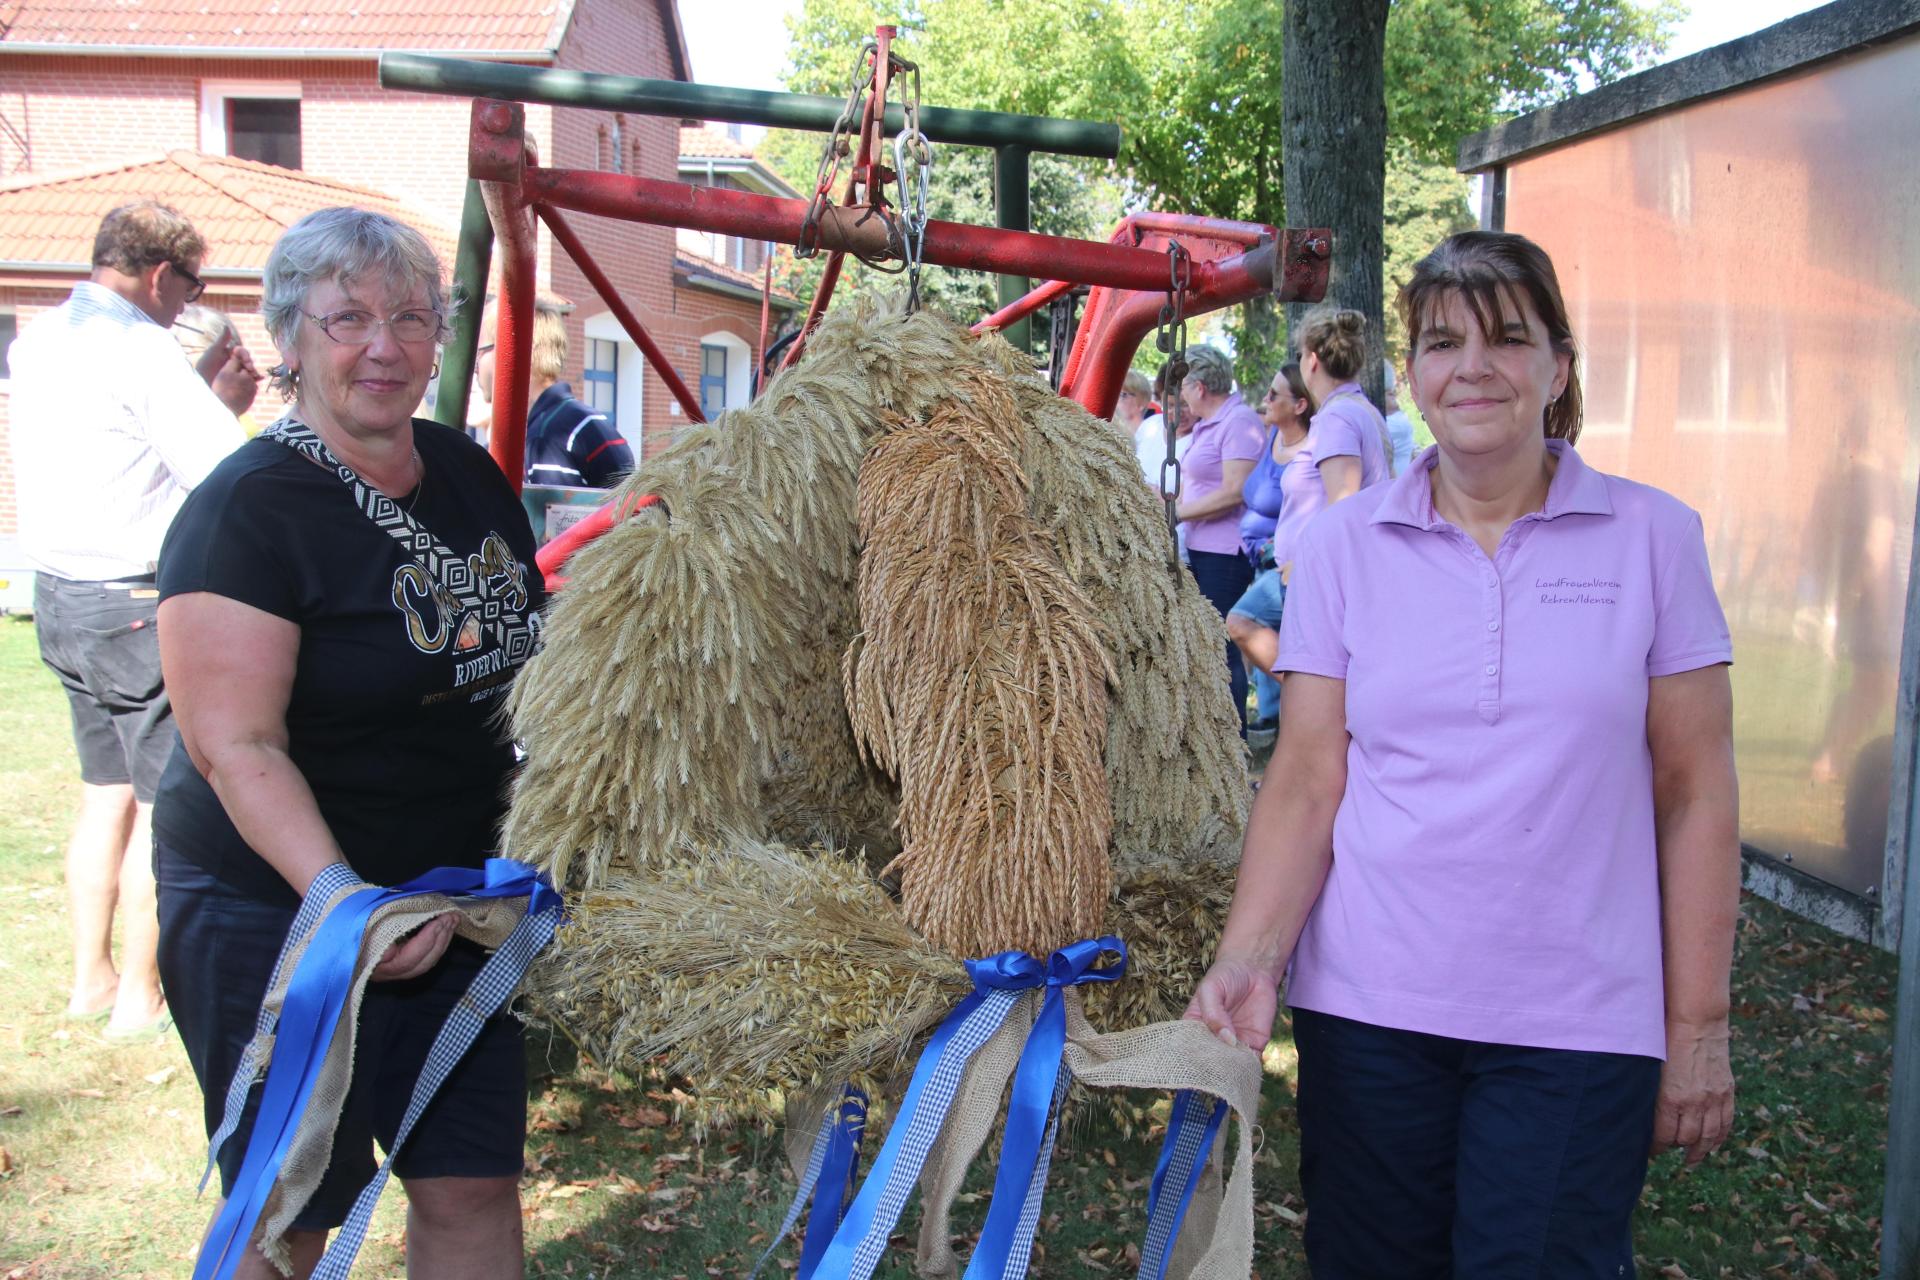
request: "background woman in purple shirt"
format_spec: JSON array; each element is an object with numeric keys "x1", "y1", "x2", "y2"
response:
[
  {"x1": 1297, "y1": 306, "x2": 1391, "y2": 500},
  {"x1": 1172, "y1": 343, "x2": 1267, "y2": 734},
  {"x1": 1227, "y1": 361, "x2": 1312, "y2": 734},
  {"x1": 1188, "y1": 232, "x2": 1740, "y2": 1276}
]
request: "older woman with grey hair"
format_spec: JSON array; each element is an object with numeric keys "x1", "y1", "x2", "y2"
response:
[
  {"x1": 1173, "y1": 343, "x2": 1267, "y2": 735},
  {"x1": 152, "y1": 207, "x2": 544, "y2": 1279}
]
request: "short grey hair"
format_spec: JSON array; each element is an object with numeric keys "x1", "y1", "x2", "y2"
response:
[
  {"x1": 261, "y1": 207, "x2": 450, "y2": 397},
  {"x1": 1181, "y1": 343, "x2": 1235, "y2": 397}
]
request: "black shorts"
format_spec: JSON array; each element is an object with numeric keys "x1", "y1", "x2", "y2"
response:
[
  {"x1": 154, "y1": 839, "x2": 528, "y2": 1230},
  {"x1": 33, "y1": 573, "x2": 175, "y2": 802}
]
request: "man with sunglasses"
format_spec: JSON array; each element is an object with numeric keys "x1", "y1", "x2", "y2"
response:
[{"x1": 6, "y1": 201, "x2": 253, "y2": 1040}]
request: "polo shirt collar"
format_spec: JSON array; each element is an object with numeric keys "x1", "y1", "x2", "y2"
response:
[
  {"x1": 71, "y1": 280, "x2": 158, "y2": 329},
  {"x1": 1370, "y1": 438, "x2": 1612, "y2": 531},
  {"x1": 1196, "y1": 391, "x2": 1247, "y2": 430}
]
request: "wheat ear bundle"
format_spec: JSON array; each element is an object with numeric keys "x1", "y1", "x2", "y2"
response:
[
  {"x1": 507, "y1": 297, "x2": 1247, "y2": 1098},
  {"x1": 844, "y1": 367, "x2": 1115, "y2": 958}
]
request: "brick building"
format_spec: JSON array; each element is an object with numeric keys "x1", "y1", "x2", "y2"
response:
[{"x1": 0, "y1": 0, "x2": 800, "y2": 542}]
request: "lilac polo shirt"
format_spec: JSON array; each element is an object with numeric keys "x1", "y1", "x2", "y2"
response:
[
  {"x1": 1274, "y1": 441, "x2": 1732, "y2": 1059},
  {"x1": 1307, "y1": 383, "x2": 1390, "y2": 490},
  {"x1": 1267, "y1": 445, "x2": 1321, "y2": 570},
  {"x1": 1181, "y1": 393, "x2": 1267, "y2": 555}
]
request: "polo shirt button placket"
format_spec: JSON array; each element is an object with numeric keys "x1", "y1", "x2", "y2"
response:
[{"x1": 1479, "y1": 562, "x2": 1503, "y2": 725}]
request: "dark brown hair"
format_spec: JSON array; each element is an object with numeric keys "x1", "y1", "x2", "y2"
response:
[
  {"x1": 1397, "y1": 230, "x2": 1583, "y2": 443},
  {"x1": 1278, "y1": 361, "x2": 1313, "y2": 424},
  {"x1": 1294, "y1": 306, "x2": 1368, "y2": 380},
  {"x1": 91, "y1": 202, "x2": 206, "y2": 277}
]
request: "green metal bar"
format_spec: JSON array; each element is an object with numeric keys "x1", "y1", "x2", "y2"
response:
[
  {"x1": 435, "y1": 177, "x2": 493, "y2": 432},
  {"x1": 994, "y1": 144, "x2": 1032, "y2": 355},
  {"x1": 380, "y1": 53, "x2": 1121, "y2": 160}
]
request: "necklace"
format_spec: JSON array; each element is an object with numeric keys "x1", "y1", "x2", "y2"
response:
[{"x1": 403, "y1": 447, "x2": 425, "y2": 514}]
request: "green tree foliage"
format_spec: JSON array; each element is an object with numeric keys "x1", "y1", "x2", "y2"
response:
[
  {"x1": 1385, "y1": 0, "x2": 1683, "y2": 164},
  {"x1": 768, "y1": 0, "x2": 1675, "y2": 377},
  {"x1": 1382, "y1": 142, "x2": 1476, "y2": 360}
]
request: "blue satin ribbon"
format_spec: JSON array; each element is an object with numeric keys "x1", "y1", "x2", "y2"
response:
[
  {"x1": 962, "y1": 938, "x2": 1126, "y2": 1280},
  {"x1": 797, "y1": 1086, "x2": 868, "y2": 1274},
  {"x1": 195, "y1": 859, "x2": 559, "y2": 1280},
  {"x1": 808, "y1": 936, "x2": 1127, "y2": 1280}
]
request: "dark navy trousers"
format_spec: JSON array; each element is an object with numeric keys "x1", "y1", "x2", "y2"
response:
[
  {"x1": 1186, "y1": 548, "x2": 1255, "y2": 734},
  {"x1": 1292, "y1": 1008, "x2": 1663, "y2": 1280}
]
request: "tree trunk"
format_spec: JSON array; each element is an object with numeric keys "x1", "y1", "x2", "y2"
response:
[{"x1": 1283, "y1": 0, "x2": 1390, "y2": 408}]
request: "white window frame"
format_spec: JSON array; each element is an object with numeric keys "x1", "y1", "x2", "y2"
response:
[
  {"x1": 200, "y1": 80, "x2": 301, "y2": 157},
  {"x1": 700, "y1": 330, "x2": 752, "y2": 413}
]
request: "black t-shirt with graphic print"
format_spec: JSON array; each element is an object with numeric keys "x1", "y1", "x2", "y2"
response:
[{"x1": 154, "y1": 419, "x2": 546, "y2": 908}]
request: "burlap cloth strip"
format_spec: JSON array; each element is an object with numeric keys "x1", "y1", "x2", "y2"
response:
[
  {"x1": 788, "y1": 990, "x2": 1262, "y2": 1280},
  {"x1": 240, "y1": 890, "x2": 528, "y2": 1275}
]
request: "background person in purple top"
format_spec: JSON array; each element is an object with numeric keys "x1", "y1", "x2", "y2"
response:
[
  {"x1": 1228, "y1": 361, "x2": 1313, "y2": 738},
  {"x1": 1297, "y1": 305, "x2": 1391, "y2": 499},
  {"x1": 1171, "y1": 343, "x2": 1268, "y2": 735},
  {"x1": 1187, "y1": 231, "x2": 1740, "y2": 1277}
]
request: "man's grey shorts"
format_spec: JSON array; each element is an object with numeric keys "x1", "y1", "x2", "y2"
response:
[{"x1": 34, "y1": 572, "x2": 175, "y2": 802}]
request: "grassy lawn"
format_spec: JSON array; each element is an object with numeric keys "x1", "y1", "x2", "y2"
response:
[{"x1": 0, "y1": 612, "x2": 1898, "y2": 1278}]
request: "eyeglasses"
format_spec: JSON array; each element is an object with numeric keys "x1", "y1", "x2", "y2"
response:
[
  {"x1": 171, "y1": 263, "x2": 207, "y2": 303},
  {"x1": 1263, "y1": 387, "x2": 1284, "y2": 401},
  {"x1": 304, "y1": 307, "x2": 444, "y2": 345}
]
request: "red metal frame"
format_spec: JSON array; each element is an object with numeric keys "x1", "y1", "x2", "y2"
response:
[
  {"x1": 534, "y1": 202, "x2": 705, "y2": 422},
  {"x1": 973, "y1": 277, "x2": 1075, "y2": 335},
  {"x1": 470, "y1": 83, "x2": 1330, "y2": 578}
]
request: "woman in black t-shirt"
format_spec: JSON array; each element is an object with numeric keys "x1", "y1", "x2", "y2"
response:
[{"x1": 155, "y1": 208, "x2": 543, "y2": 1279}]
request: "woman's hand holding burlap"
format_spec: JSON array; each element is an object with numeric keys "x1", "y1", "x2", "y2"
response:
[{"x1": 1185, "y1": 956, "x2": 1279, "y2": 1054}]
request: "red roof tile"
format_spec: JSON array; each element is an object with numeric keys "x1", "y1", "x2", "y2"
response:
[
  {"x1": 0, "y1": 151, "x2": 458, "y2": 276},
  {"x1": 678, "y1": 125, "x2": 756, "y2": 160},
  {"x1": 673, "y1": 249, "x2": 798, "y2": 307},
  {"x1": 0, "y1": 0, "x2": 570, "y2": 54}
]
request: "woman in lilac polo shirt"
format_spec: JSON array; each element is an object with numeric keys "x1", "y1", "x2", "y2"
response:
[
  {"x1": 1172, "y1": 343, "x2": 1269, "y2": 734},
  {"x1": 1296, "y1": 305, "x2": 1391, "y2": 500},
  {"x1": 1188, "y1": 231, "x2": 1739, "y2": 1277}
]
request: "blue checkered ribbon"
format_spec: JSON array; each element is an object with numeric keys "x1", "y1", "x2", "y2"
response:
[
  {"x1": 1137, "y1": 1090, "x2": 1229, "y2": 1279},
  {"x1": 806, "y1": 937, "x2": 1128, "y2": 1280},
  {"x1": 192, "y1": 859, "x2": 561, "y2": 1280},
  {"x1": 201, "y1": 861, "x2": 367, "y2": 1193}
]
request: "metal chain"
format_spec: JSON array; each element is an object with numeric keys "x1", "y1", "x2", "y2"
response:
[
  {"x1": 797, "y1": 39, "x2": 877, "y2": 260},
  {"x1": 798, "y1": 37, "x2": 937, "y2": 299},
  {"x1": 892, "y1": 127, "x2": 932, "y2": 309},
  {"x1": 1155, "y1": 243, "x2": 1193, "y2": 561},
  {"x1": 891, "y1": 54, "x2": 931, "y2": 306},
  {"x1": 1046, "y1": 288, "x2": 1081, "y2": 391}
]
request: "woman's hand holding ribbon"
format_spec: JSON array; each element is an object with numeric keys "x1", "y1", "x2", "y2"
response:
[{"x1": 371, "y1": 913, "x2": 457, "y2": 982}]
